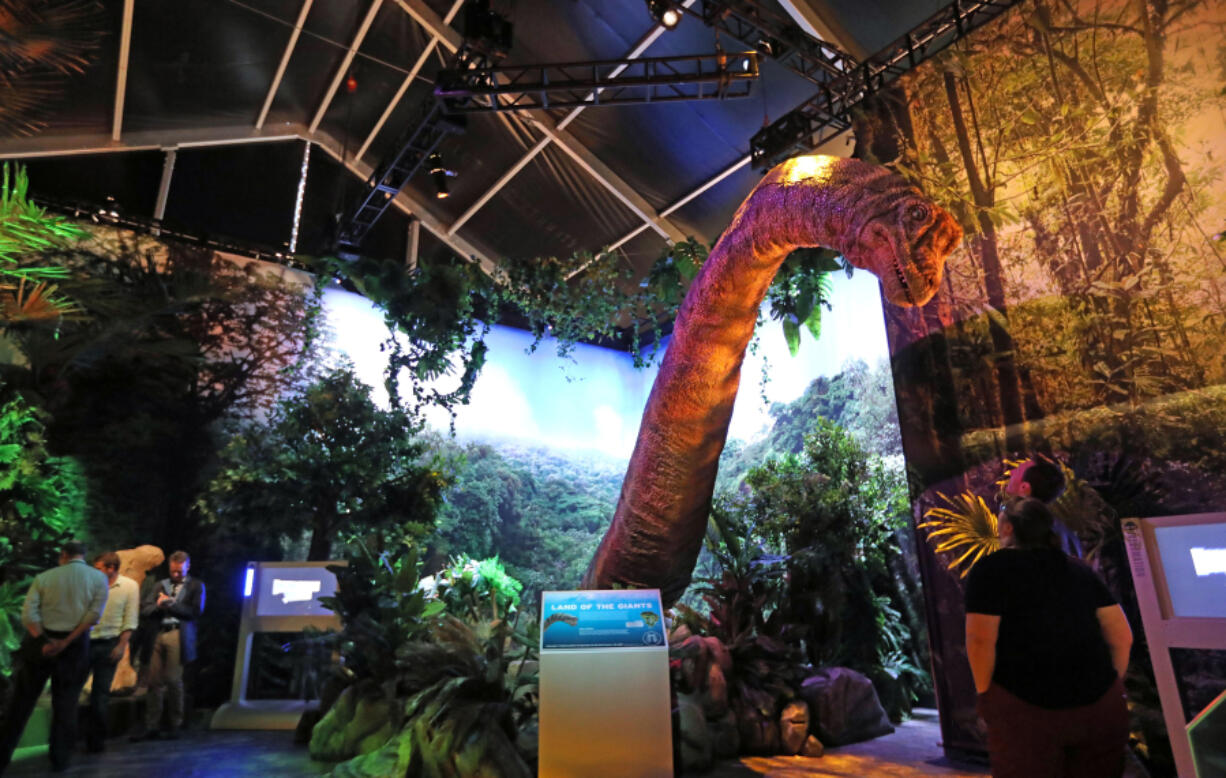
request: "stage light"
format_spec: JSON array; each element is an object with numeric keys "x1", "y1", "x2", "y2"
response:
[
  {"x1": 647, "y1": 0, "x2": 682, "y2": 29},
  {"x1": 428, "y1": 152, "x2": 455, "y2": 199}
]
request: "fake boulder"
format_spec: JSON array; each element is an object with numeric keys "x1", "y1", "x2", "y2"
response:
[
  {"x1": 799, "y1": 667, "x2": 894, "y2": 747},
  {"x1": 309, "y1": 682, "x2": 394, "y2": 762}
]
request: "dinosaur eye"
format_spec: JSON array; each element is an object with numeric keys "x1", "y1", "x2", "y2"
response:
[{"x1": 907, "y1": 204, "x2": 929, "y2": 223}]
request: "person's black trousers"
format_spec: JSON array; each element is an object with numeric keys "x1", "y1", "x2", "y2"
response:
[
  {"x1": 0, "y1": 630, "x2": 90, "y2": 773},
  {"x1": 86, "y1": 637, "x2": 120, "y2": 751}
]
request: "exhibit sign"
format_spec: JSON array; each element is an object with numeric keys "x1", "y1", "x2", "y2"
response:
[
  {"x1": 538, "y1": 589, "x2": 671, "y2": 778},
  {"x1": 540, "y1": 589, "x2": 666, "y2": 649}
]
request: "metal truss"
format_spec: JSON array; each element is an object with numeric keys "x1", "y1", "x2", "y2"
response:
[
  {"x1": 434, "y1": 51, "x2": 759, "y2": 112},
  {"x1": 338, "y1": 46, "x2": 490, "y2": 248},
  {"x1": 749, "y1": 0, "x2": 1023, "y2": 171},
  {"x1": 690, "y1": 0, "x2": 857, "y2": 85}
]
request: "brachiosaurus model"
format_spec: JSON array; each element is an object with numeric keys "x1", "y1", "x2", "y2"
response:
[{"x1": 582, "y1": 154, "x2": 963, "y2": 606}]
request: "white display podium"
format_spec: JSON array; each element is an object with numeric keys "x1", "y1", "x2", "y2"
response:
[
  {"x1": 538, "y1": 589, "x2": 672, "y2": 778},
  {"x1": 210, "y1": 560, "x2": 344, "y2": 730},
  {"x1": 1122, "y1": 514, "x2": 1226, "y2": 777}
]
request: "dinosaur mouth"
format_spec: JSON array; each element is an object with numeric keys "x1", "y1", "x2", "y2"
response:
[{"x1": 891, "y1": 256, "x2": 917, "y2": 306}]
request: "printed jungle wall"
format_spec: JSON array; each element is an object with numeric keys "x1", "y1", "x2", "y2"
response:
[
  {"x1": 323, "y1": 270, "x2": 896, "y2": 597},
  {"x1": 876, "y1": 0, "x2": 1226, "y2": 765}
]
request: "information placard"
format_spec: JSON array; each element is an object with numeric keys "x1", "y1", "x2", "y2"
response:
[{"x1": 540, "y1": 589, "x2": 666, "y2": 650}]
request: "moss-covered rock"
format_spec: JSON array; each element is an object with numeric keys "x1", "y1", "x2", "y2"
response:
[
  {"x1": 328, "y1": 725, "x2": 414, "y2": 778},
  {"x1": 310, "y1": 681, "x2": 394, "y2": 762}
]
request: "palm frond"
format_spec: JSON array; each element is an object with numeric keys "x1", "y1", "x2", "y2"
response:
[{"x1": 918, "y1": 491, "x2": 999, "y2": 578}]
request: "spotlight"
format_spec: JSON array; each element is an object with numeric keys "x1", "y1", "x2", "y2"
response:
[
  {"x1": 647, "y1": 0, "x2": 682, "y2": 29},
  {"x1": 428, "y1": 152, "x2": 455, "y2": 199}
]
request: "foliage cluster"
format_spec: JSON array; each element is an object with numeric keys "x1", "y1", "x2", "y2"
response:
[
  {"x1": 0, "y1": 387, "x2": 86, "y2": 678},
  {"x1": 319, "y1": 534, "x2": 538, "y2": 777},
  {"x1": 694, "y1": 420, "x2": 931, "y2": 722},
  {"x1": 429, "y1": 439, "x2": 621, "y2": 600},
  {"x1": 199, "y1": 365, "x2": 448, "y2": 561},
  {"x1": 717, "y1": 358, "x2": 903, "y2": 492},
  {"x1": 313, "y1": 233, "x2": 854, "y2": 426}
]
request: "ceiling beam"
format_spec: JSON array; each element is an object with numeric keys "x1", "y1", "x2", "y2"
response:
[
  {"x1": 391, "y1": 0, "x2": 687, "y2": 245},
  {"x1": 355, "y1": 0, "x2": 465, "y2": 163},
  {"x1": 112, "y1": 0, "x2": 135, "y2": 141},
  {"x1": 0, "y1": 124, "x2": 497, "y2": 274},
  {"x1": 309, "y1": 0, "x2": 385, "y2": 133},
  {"x1": 774, "y1": 0, "x2": 869, "y2": 60},
  {"x1": 256, "y1": 0, "x2": 315, "y2": 130},
  {"x1": 446, "y1": 0, "x2": 697, "y2": 238}
]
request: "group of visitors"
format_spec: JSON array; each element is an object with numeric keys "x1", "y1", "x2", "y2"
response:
[
  {"x1": 966, "y1": 457, "x2": 1134, "y2": 778},
  {"x1": 0, "y1": 543, "x2": 205, "y2": 774}
]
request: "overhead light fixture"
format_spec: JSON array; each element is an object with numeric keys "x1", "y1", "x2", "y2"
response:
[
  {"x1": 428, "y1": 152, "x2": 455, "y2": 199},
  {"x1": 647, "y1": 0, "x2": 682, "y2": 30}
]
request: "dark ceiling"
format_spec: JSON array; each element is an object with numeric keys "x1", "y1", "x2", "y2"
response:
[{"x1": 2, "y1": 0, "x2": 946, "y2": 298}]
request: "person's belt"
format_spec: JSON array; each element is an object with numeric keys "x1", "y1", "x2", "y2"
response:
[
  {"x1": 43, "y1": 629, "x2": 72, "y2": 639},
  {"x1": 92, "y1": 634, "x2": 119, "y2": 641}
]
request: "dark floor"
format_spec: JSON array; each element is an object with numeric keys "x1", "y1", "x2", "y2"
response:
[
  {"x1": 6, "y1": 728, "x2": 332, "y2": 777},
  {"x1": 6, "y1": 708, "x2": 987, "y2": 778}
]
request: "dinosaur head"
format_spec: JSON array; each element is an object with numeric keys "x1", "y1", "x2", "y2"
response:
[
  {"x1": 841, "y1": 186, "x2": 962, "y2": 307},
  {"x1": 762, "y1": 155, "x2": 962, "y2": 308}
]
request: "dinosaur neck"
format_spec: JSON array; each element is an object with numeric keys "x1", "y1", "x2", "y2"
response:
[{"x1": 583, "y1": 164, "x2": 858, "y2": 605}]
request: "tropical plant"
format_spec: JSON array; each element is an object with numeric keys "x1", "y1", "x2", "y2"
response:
[
  {"x1": 318, "y1": 533, "x2": 538, "y2": 777},
  {"x1": 424, "y1": 554, "x2": 523, "y2": 622},
  {"x1": 0, "y1": 163, "x2": 85, "y2": 328},
  {"x1": 706, "y1": 419, "x2": 931, "y2": 721},
  {"x1": 0, "y1": 385, "x2": 86, "y2": 679},
  {"x1": 917, "y1": 491, "x2": 999, "y2": 579},
  {"x1": 0, "y1": 0, "x2": 107, "y2": 136},
  {"x1": 199, "y1": 364, "x2": 449, "y2": 561}
]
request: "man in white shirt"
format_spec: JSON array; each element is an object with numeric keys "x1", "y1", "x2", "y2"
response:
[
  {"x1": 0, "y1": 540, "x2": 108, "y2": 773},
  {"x1": 85, "y1": 551, "x2": 140, "y2": 753}
]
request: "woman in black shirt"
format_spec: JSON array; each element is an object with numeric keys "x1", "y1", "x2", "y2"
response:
[{"x1": 965, "y1": 496, "x2": 1133, "y2": 778}]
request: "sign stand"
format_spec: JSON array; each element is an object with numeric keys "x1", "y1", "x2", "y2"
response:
[
  {"x1": 538, "y1": 589, "x2": 672, "y2": 778},
  {"x1": 1122, "y1": 515, "x2": 1226, "y2": 777},
  {"x1": 210, "y1": 560, "x2": 344, "y2": 730}
]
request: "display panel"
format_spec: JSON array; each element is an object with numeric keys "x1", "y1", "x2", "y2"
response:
[
  {"x1": 255, "y1": 565, "x2": 338, "y2": 617},
  {"x1": 1153, "y1": 523, "x2": 1226, "y2": 619},
  {"x1": 540, "y1": 590, "x2": 666, "y2": 650}
]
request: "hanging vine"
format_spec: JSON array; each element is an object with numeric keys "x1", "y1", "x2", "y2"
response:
[{"x1": 309, "y1": 238, "x2": 850, "y2": 423}]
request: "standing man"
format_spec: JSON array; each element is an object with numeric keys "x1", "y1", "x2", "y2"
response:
[
  {"x1": 1003, "y1": 456, "x2": 1082, "y2": 557},
  {"x1": 132, "y1": 550, "x2": 204, "y2": 741},
  {"x1": 0, "y1": 540, "x2": 108, "y2": 774},
  {"x1": 85, "y1": 551, "x2": 140, "y2": 752}
]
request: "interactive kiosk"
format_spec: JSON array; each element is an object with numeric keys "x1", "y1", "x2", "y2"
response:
[
  {"x1": 1122, "y1": 513, "x2": 1226, "y2": 777},
  {"x1": 210, "y1": 560, "x2": 343, "y2": 730},
  {"x1": 538, "y1": 589, "x2": 672, "y2": 778}
]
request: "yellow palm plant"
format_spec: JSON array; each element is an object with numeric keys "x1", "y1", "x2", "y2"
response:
[
  {"x1": 917, "y1": 491, "x2": 999, "y2": 578},
  {"x1": 997, "y1": 457, "x2": 1114, "y2": 560}
]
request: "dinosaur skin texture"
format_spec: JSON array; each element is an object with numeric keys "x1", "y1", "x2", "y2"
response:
[{"x1": 582, "y1": 155, "x2": 963, "y2": 606}]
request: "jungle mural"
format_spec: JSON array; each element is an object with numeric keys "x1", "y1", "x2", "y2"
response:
[{"x1": 869, "y1": 0, "x2": 1226, "y2": 770}]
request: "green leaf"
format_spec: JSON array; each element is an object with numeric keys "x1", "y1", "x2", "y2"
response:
[
  {"x1": 803, "y1": 304, "x2": 823, "y2": 341},
  {"x1": 781, "y1": 315, "x2": 801, "y2": 357}
]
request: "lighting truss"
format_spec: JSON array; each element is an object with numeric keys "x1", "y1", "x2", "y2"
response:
[
  {"x1": 337, "y1": 45, "x2": 490, "y2": 248},
  {"x1": 749, "y1": 0, "x2": 1023, "y2": 171},
  {"x1": 434, "y1": 51, "x2": 760, "y2": 112},
  {"x1": 690, "y1": 0, "x2": 857, "y2": 85}
]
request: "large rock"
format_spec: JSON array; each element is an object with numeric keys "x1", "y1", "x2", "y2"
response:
[
  {"x1": 733, "y1": 699, "x2": 780, "y2": 755},
  {"x1": 701, "y1": 662, "x2": 729, "y2": 718},
  {"x1": 309, "y1": 682, "x2": 394, "y2": 762},
  {"x1": 676, "y1": 694, "x2": 713, "y2": 772},
  {"x1": 799, "y1": 667, "x2": 894, "y2": 747},
  {"x1": 778, "y1": 700, "x2": 809, "y2": 755},
  {"x1": 801, "y1": 734, "x2": 824, "y2": 757},
  {"x1": 328, "y1": 725, "x2": 414, "y2": 778},
  {"x1": 708, "y1": 710, "x2": 740, "y2": 759}
]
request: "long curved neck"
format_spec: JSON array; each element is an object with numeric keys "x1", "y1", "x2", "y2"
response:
[{"x1": 583, "y1": 158, "x2": 867, "y2": 605}]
